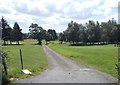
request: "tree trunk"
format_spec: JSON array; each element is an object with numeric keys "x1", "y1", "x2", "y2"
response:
[
  {"x1": 18, "y1": 41, "x2": 19, "y2": 45},
  {"x1": 10, "y1": 41, "x2": 12, "y2": 45},
  {"x1": 46, "y1": 41, "x2": 48, "y2": 45},
  {"x1": 72, "y1": 41, "x2": 74, "y2": 44},
  {"x1": 4, "y1": 40, "x2": 6, "y2": 45},
  {"x1": 7, "y1": 41, "x2": 8, "y2": 45}
]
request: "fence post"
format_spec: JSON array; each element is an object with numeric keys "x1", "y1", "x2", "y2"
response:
[{"x1": 20, "y1": 49, "x2": 24, "y2": 70}]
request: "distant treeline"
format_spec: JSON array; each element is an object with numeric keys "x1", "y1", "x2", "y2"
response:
[
  {"x1": 59, "y1": 19, "x2": 120, "y2": 45},
  {"x1": 1, "y1": 16, "x2": 120, "y2": 46},
  {"x1": 0, "y1": 17, "x2": 58, "y2": 45}
]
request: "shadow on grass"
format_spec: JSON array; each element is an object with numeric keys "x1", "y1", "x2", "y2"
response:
[
  {"x1": 69, "y1": 43, "x2": 108, "y2": 46},
  {"x1": 31, "y1": 43, "x2": 42, "y2": 46},
  {"x1": 2, "y1": 44, "x2": 24, "y2": 46}
]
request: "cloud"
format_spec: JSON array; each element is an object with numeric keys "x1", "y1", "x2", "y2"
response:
[
  {"x1": 12, "y1": 1, "x2": 28, "y2": 14},
  {"x1": 0, "y1": 7, "x2": 11, "y2": 14},
  {"x1": 0, "y1": 0, "x2": 119, "y2": 33}
]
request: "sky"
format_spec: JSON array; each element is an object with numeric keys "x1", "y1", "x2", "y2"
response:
[{"x1": 0, "y1": 0, "x2": 119, "y2": 33}]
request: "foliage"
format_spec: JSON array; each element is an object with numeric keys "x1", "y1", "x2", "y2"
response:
[
  {"x1": 1, "y1": 16, "x2": 12, "y2": 45},
  {"x1": 1, "y1": 17, "x2": 23, "y2": 45},
  {"x1": 0, "y1": 50, "x2": 10, "y2": 85},
  {"x1": 65, "y1": 21, "x2": 80, "y2": 44},
  {"x1": 58, "y1": 33, "x2": 66, "y2": 44},
  {"x1": 45, "y1": 32, "x2": 52, "y2": 44},
  {"x1": 29, "y1": 23, "x2": 45, "y2": 45},
  {"x1": 86, "y1": 20, "x2": 101, "y2": 43},
  {"x1": 60, "y1": 19, "x2": 118, "y2": 45},
  {"x1": 10, "y1": 22, "x2": 23, "y2": 44},
  {"x1": 29, "y1": 23, "x2": 41, "y2": 39},
  {"x1": 29, "y1": 23, "x2": 58, "y2": 45},
  {"x1": 48, "y1": 29, "x2": 58, "y2": 40}
]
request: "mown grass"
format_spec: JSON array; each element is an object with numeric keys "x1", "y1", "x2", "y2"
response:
[
  {"x1": 49, "y1": 41, "x2": 118, "y2": 77},
  {"x1": 2, "y1": 39, "x2": 48, "y2": 81}
]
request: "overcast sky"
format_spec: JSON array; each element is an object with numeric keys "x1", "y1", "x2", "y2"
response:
[{"x1": 0, "y1": 0, "x2": 119, "y2": 33}]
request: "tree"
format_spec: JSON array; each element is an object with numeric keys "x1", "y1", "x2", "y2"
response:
[
  {"x1": 60, "y1": 19, "x2": 118, "y2": 45},
  {"x1": 86, "y1": 20, "x2": 96, "y2": 44},
  {"x1": 29, "y1": 23, "x2": 48, "y2": 45},
  {"x1": 86, "y1": 20, "x2": 102, "y2": 44},
  {"x1": 48, "y1": 29, "x2": 58, "y2": 40},
  {"x1": 11, "y1": 22, "x2": 23, "y2": 44},
  {"x1": 29, "y1": 23, "x2": 40, "y2": 39},
  {"x1": 37, "y1": 29, "x2": 46, "y2": 45},
  {"x1": 101, "y1": 19, "x2": 117, "y2": 43},
  {"x1": 45, "y1": 32, "x2": 52, "y2": 44},
  {"x1": 110, "y1": 27, "x2": 118, "y2": 43},
  {"x1": 58, "y1": 33, "x2": 66, "y2": 44},
  {"x1": 1, "y1": 16, "x2": 12, "y2": 45},
  {"x1": 79, "y1": 24, "x2": 88, "y2": 44},
  {"x1": 114, "y1": 24, "x2": 120, "y2": 45},
  {"x1": 94, "y1": 21, "x2": 101, "y2": 42},
  {"x1": 65, "y1": 21, "x2": 80, "y2": 44}
]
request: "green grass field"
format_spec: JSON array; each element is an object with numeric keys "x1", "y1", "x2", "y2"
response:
[
  {"x1": 2, "y1": 39, "x2": 48, "y2": 81},
  {"x1": 49, "y1": 42, "x2": 118, "y2": 77}
]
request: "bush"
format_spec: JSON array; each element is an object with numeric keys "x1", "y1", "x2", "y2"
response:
[
  {"x1": 2, "y1": 73, "x2": 10, "y2": 85},
  {"x1": 1, "y1": 50, "x2": 10, "y2": 85}
]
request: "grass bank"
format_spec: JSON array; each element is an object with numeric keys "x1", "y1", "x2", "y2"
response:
[
  {"x1": 2, "y1": 39, "x2": 48, "y2": 81},
  {"x1": 49, "y1": 42, "x2": 118, "y2": 77}
]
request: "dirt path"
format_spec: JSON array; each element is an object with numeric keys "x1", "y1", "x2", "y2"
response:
[{"x1": 16, "y1": 45, "x2": 117, "y2": 83}]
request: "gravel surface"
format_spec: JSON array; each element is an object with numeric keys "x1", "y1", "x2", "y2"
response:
[{"x1": 16, "y1": 45, "x2": 117, "y2": 83}]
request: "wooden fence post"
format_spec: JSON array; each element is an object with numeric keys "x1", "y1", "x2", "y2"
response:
[{"x1": 20, "y1": 49, "x2": 24, "y2": 70}]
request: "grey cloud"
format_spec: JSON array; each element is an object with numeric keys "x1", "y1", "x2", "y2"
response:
[
  {"x1": 45, "y1": 3, "x2": 57, "y2": 13},
  {"x1": 59, "y1": 20, "x2": 68, "y2": 26},
  {"x1": 47, "y1": 2, "x2": 90, "y2": 20},
  {"x1": 99, "y1": 0, "x2": 105, "y2": 5},
  {"x1": 61, "y1": 6, "x2": 94, "y2": 20},
  {"x1": 0, "y1": 7, "x2": 11, "y2": 14},
  {"x1": 110, "y1": 7, "x2": 117, "y2": 15},
  {"x1": 3, "y1": 0, "x2": 117, "y2": 33},
  {"x1": 27, "y1": 7, "x2": 52, "y2": 17},
  {"x1": 44, "y1": 1, "x2": 71, "y2": 16},
  {"x1": 72, "y1": 8, "x2": 93, "y2": 19},
  {"x1": 12, "y1": 1, "x2": 28, "y2": 14},
  {"x1": 58, "y1": 0, "x2": 107, "y2": 20},
  {"x1": 31, "y1": 17, "x2": 47, "y2": 24},
  {"x1": 11, "y1": 1, "x2": 52, "y2": 18}
]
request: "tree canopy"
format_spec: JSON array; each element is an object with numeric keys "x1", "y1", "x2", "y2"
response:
[
  {"x1": 10, "y1": 22, "x2": 23, "y2": 44},
  {"x1": 59, "y1": 19, "x2": 119, "y2": 45},
  {"x1": 29, "y1": 23, "x2": 58, "y2": 45},
  {"x1": 1, "y1": 17, "x2": 23, "y2": 45}
]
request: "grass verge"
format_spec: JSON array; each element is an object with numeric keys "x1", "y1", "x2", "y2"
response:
[
  {"x1": 49, "y1": 41, "x2": 118, "y2": 77},
  {"x1": 2, "y1": 39, "x2": 48, "y2": 81}
]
